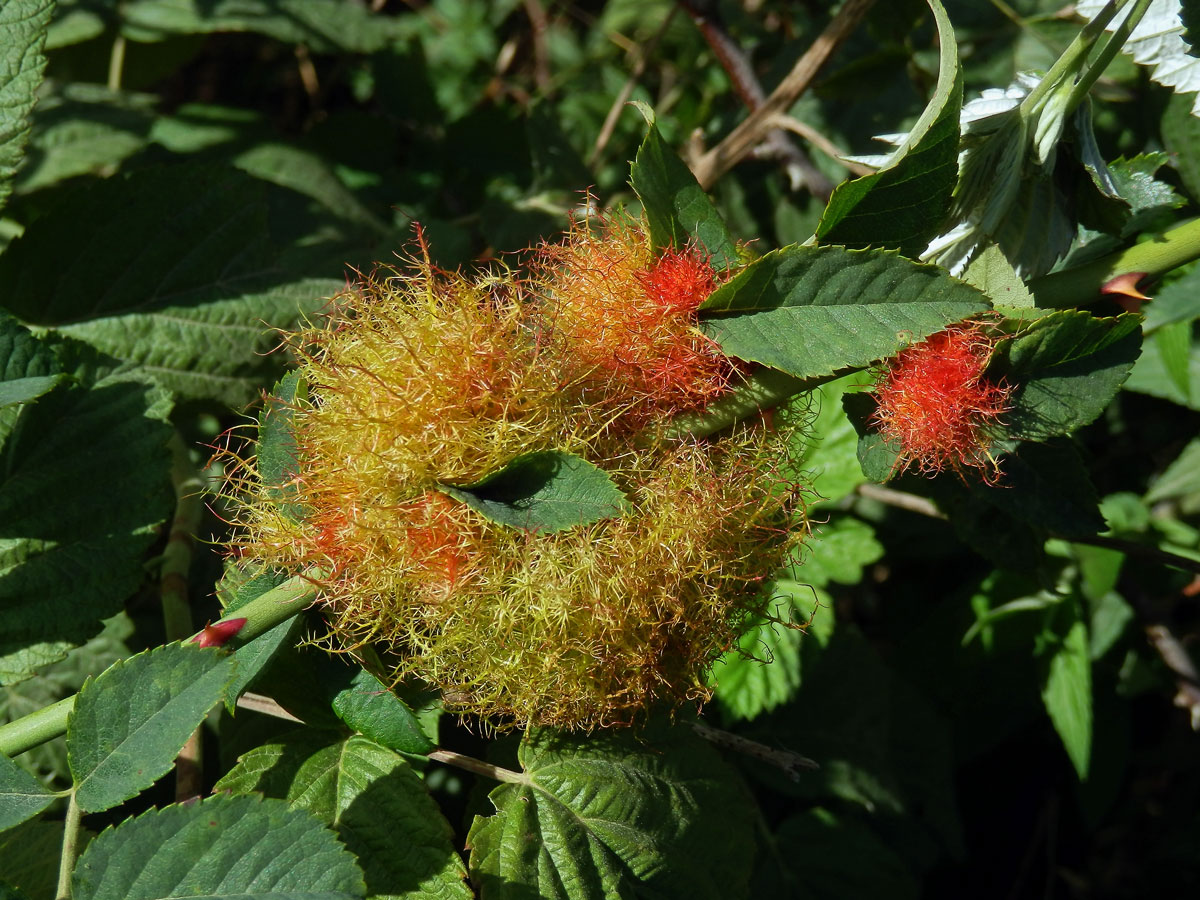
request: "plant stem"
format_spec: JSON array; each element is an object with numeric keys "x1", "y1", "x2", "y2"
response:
[
  {"x1": 0, "y1": 575, "x2": 319, "y2": 758},
  {"x1": 55, "y1": 791, "x2": 82, "y2": 900},
  {"x1": 1030, "y1": 217, "x2": 1200, "y2": 308},
  {"x1": 1019, "y1": 0, "x2": 1123, "y2": 117},
  {"x1": 1066, "y1": 0, "x2": 1153, "y2": 111},
  {"x1": 106, "y1": 35, "x2": 126, "y2": 92},
  {"x1": 690, "y1": 0, "x2": 875, "y2": 190},
  {"x1": 427, "y1": 749, "x2": 529, "y2": 784}
]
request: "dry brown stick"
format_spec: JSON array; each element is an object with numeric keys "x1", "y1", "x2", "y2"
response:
[
  {"x1": 770, "y1": 113, "x2": 875, "y2": 176},
  {"x1": 856, "y1": 482, "x2": 946, "y2": 519},
  {"x1": 678, "y1": 0, "x2": 836, "y2": 198},
  {"x1": 692, "y1": 721, "x2": 818, "y2": 779},
  {"x1": 589, "y1": 8, "x2": 679, "y2": 167},
  {"x1": 523, "y1": 0, "x2": 552, "y2": 93},
  {"x1": 1144, "y1": 623, "x2": 1200, "y2": 730},
  {"x1": 690, "y1": 0, "x2": 876, "y2": 190}
]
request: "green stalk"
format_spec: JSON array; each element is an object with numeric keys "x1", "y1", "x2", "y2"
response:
[
  {"x1": 0, "y1": 575, "x2": 319, "y2": 758},
  {"x1": 1066, "y1": 0, "x2": 1154, "y2": 111},
  {"x1": 55, "y1": 791, "x2": 82, "y2": 899},
  {"x1": 1019, "y1": 0, "x2": 1125, "y2": 116},
  {"x1": 1030, "y1": 218, "x2": 1200, "y2": 308}
]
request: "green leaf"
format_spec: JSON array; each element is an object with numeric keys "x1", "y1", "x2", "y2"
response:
[
  {"x1": 0, "y1": 818, "x2": 67, "y2": 898},
  {"x1": 1124, "y1": 327, "x2": 1200, "y2": 410},
  {"x1": 1163, "y1": 90, "x2": 1200, "y2": 203},
  {"x1": 1154, "y1": 321, "x2": 1194, "y2": 403},
  {"x1": 468, "y1": 721, "x2": 756, "y2": 900},
  {"x1": 842, "y1": 391, "x2": 901, "y2": 483},
  {"x1": 786, "y1": 374, "x2": 868, "y2": 505},
  {"x1": 0, "y1": 378, "x2": 173, "y2": 683},
  {"x1": 331, "y1": 669, "x2": 436, "y2": 756},
  {"x1": 68, "y1": 643, "x2": 236, "y2": 812},
  {"x1": 629, "y1": 105, "x2": 739, "y2": 271},
  {"x1": 0, "y1": 311, "x2": 65, "y2": 410},
  {"x1": 216, "y1": 732, "x2": 469, "y2": 900},
  {"x1": 994, "y1": 312, "x2": 1142, "y2": 440},
  {"x1": 965, "y1": 440, "x2": 1105, "y2": 540},
  {"x1": 1040, "y1": 601, "x2": 1092, "y2": 780},
  {"x1": 72, "y1": 794, "x2": 365, "y2": 899},
  {"x1": 119, "y1": 0, "x2": 407, "y2": 53},
  {"x1": 699, "y1": 246, "x2": 989, "y2": 380},
  {"x1": 790, "y1": 515, "x2": 885, "y2": 588},
  {"x1": 815, "y1": 0, "x2": 961, "y2": 255},
  {"x1": 0, "y1": 374, "x2": 67, "y2": 408},
  {"x1": 14, "y1": 84, "x2": 155, "y2": 194},
  {"x1": 962, "y1": 244, "x2": 1035, "y2": 310},
  {"x1": 0, "y1": 752, "x2": 53, "y2": 830},
  {"x1": 0, "y1": 165, "x2": 341, "y2": 406},
  {"x1": 0, "y1": 0, "x2": 53, "y2": 213},
  {"x1": 746, "y1": 629, "x2": 962, "y2": 859},
  {"x1": 1144, "y1": 259, "x2": 1200, "y2": 333},
  {"x1": 0, "y1": 614, "x2": 133, "y2": 787},
  {"x1": 233, "y1": 142, "x2": 391, "y2": 238},
  {"x1": 711, "y1": 582, "x2": 833, "y2": 722},
  {"x1": 1147, "y1": 437, "x2": 1200, "y2": 504},
  {"x1": 439, "y1": 450, "x2": 630, "y2": 534},
  {"x1": 763, "y1": 808, "x2": 920, "y2": 900},
  {"x1": 257, "y1": 371, "x2": 307, "y2": 520}
]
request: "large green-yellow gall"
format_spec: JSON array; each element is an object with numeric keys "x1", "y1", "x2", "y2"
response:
[{"x1": 225, "y1": 219, "x2": 808, "y2": 730}]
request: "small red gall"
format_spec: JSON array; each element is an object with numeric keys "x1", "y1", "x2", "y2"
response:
[{"x1": 870, "y1": 324, "x2": 1013, "y2": 479}]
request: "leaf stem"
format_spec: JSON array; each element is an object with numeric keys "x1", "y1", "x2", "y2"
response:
[
  {"x1": 1029, "y1": 217, "x2": 1200, "y2": 308},
  {"x1": 55, "y1": 791, "x2": 82, "y2": 900},
  {"x1": 0, "y1": 575, "x2": 319, "y2": 758}
]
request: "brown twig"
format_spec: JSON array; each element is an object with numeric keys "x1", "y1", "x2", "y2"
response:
[
  {"x1": 678, "y1": 0, "x2": 837, "y2": 197},
  {"x1": 692, "y1": 721, "x2": 818, "y2": 779},
  {"x1": 1123, "y1": 580, "x2": 1200, "y2": 731},
  {"x1": 769, "y1": 113, "x2": 874, "y2": 176},
  {"x1": 523, "y1": 0, "x2": 552, "y2": 93},
  {"x1": 856, "y1": 482, "x2": 946, "y2": 519},
  {"x1": 589, "y1": 8, "x2": 679, "y2": 167},
  {"x1": 690, "y1": 0, "x2": 876, "y2": 190}
]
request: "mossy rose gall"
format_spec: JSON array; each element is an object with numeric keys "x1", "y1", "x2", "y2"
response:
[{"x1": 224, "y1": 216, "x2": 808, "y2": 730}]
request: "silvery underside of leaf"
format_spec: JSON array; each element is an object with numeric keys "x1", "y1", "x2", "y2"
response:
[
  {"x1": 1077, "y1": 0, "x2": 1200, "y2": 115},
  {"x1": 921, "y1": 73, "x2": 1125, "y2": 278}
]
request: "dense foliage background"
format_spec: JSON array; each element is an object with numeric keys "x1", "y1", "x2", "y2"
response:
[{"x1": 2, "y1": 0, "x2": 1200, "y2": 897}]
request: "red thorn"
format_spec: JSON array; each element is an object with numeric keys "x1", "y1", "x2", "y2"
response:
[
  {"x1": 1101, "y1": 272, "x2": 1151, "y2": 313},
  {"x1": 192, "y1": 618, "x2": 248, "y2": 648}
]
